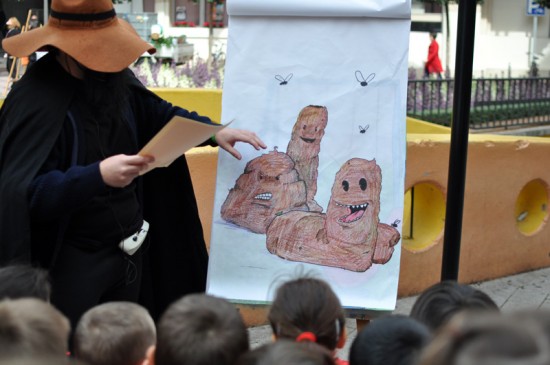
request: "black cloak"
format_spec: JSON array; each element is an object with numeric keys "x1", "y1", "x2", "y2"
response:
[{"x1": 0, "y1": 53, "x2": 209, "y2": 319}]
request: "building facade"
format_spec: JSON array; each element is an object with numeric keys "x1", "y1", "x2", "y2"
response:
[
  {"x1": 2, "y1": 0, "x2": 548, "y2": 77},
  {"x1": 409, "y1": 0, "x2": 550, "y2": 77}
]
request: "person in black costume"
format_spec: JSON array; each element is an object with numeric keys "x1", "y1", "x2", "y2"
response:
[{"x1": 0, "y1": 0, "x2": 266, "y2": 329}]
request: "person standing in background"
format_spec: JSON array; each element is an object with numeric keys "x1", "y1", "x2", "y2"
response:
[
  {"x1": 424, "y1": 32, "x2": 443, "y2": 79},
  {"x1": 4, "y1": 17, "x2": 21, "y2": 73}
]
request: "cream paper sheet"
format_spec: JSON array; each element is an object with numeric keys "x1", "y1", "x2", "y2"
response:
[{"x1": 139, "y1": 116, "x2": 227, "y2": 174}]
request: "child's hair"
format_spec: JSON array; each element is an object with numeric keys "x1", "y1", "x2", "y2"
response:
[
  {"x1": 349, "y1": 314, "x2": 431, "y2": 365},
  {"x1": 410, "y1": 281, "x2": 499, "y2": 332},
  {"x1": 417, "y1": 311, "x2": 550, "y2": 365},
  {"x1": 73, "y1": 301, "x2": 156, "y2": 365},
  {"x1": 268, "y1": 277, "x2": 345, "y2": 351},
  {"x1": 237, "y1": 340, "x2": 335, "y2": 365},
  {"x1": 0, "y1": 264, "x2": 51, "y2": 301},
  {"x1": 0, "y1": 356, "x2": 87, "y2": 365},
  {"x1": 0, "y1": 298, "x2": 70, "y2": 358},
  {"x1": 510, "y1": 309, "x2": 550, "y2": 340},
  {"x1": 155, "y1": 293, "x2": 249, "y2": 365}
]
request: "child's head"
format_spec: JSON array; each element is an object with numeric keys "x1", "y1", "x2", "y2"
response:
[
  {"x1": 73, "y1": 301, "x2": 156, "y2": 365},
  {"x1": 0, "y1": 356, "x2": 87, "y2": 365},
  {"x1": 152, "y1": 293, "x2": 249, "y2": 365},
  {"x1": 349, "y1": 314, "x2": 431, "y2": 365},
  {"x1": 0, "y1": 264, "x2": 51, "y2": 301},
  {"x1": 510, "y1": 309, "x2": 550, "y2": 341},
  {"x1": 0, "y1": 298, "x2": 70, "y2": 358},
  {"x1": 410, "y1": 281, "x2": 499, "y2": 332},
  {"x1": 417, "y1": 311, "x2": 550, "y2": 365},
  {"x1": 237, "y1": 340, "x2": 335, "y2": 365},
  {"x1": 268, "y1": 277, "x2": 346, "y2": 352}
]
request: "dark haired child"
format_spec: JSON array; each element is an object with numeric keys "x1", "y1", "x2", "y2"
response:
[
  {"x1": 148, "y1": 293, "x2": 249, "y2": 365},
  {"x1": 238, "y1": 340, "x2": 336, "y2": 365},
  {"x1": 0, "y1": 298, "x2": 70, "y2": 358},
  {"x1": 349, "y1": 314, "x2": 431, "y2": 365},
  {"x1": 0, "y1": 264, "x2": 51, "y2": 301},
  {"x1": 0, "y1": 356, "x2": 87, "y2": 365},
  {"x1": 417, "y1": 311, "x2": 550, "y2": 365},
  {"x1": 409, "y1": 280, "x2": 499, "y2": 333},
  {"x1": 268, "y1": 277, "x2": 348, "y2": 365},
  {"x1": 73, "y1": 301, "x2": 156, "y2": 365}
]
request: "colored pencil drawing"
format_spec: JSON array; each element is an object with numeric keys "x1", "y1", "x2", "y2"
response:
[
  {"x1": 221, "y1": 105, "x2": 328, "y2": 232},
  {"x1": 286, "y1": 105, "x2": 327, "y2": 212},
  {"x1": 220, "y1": 147, "x2": 309, "y2": 234},
  {"x1": 266, "y1": 158, "x2": 400, "y2": 272}
]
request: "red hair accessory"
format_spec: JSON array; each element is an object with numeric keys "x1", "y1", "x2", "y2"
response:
[{"x1": 296, "y1": 332, "x2": 317, "y2": 343}]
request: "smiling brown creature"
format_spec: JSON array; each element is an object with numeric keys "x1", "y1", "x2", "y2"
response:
[
  {"x1": 266, "y1": 158, "x2": 400, "y2": 272},
  {"x1": 286, "y1": 105, "x2": 328, "y2": 212},
  {"x1": 221, "y1": 148, "x2": 309, "y2": 234},
  {"x1": 326, "y1": 158, "x2": 380, "y2": 246}
]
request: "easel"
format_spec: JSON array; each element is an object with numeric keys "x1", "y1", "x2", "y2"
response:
[
  {"x1": 346, "y1": 308, "x2": 390, "y2": 333},
  {"x1": 3, "y1": 53, "x2": 23, "y2": 96},
  {"x1": 3, "y1": 10, "x2": 34, "y2": 97},
  {"x1": 236, "y1": 304, "x2": 387, "y2": 335}
]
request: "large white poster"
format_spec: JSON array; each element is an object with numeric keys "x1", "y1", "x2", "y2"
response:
[{"x1": 207, "y1": 0, "x2": 411, "y2": 311}]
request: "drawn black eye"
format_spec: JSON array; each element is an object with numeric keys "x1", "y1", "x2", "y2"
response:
[
  {"x1": 342, "y1": 180, "x2": 349, "y2": 192},
  {"x1": 276, "y1": 175, "x2": 280, "y2": 181},
  {"x1": 359, "y1": 178, "x2": 367, "y2": 191}
]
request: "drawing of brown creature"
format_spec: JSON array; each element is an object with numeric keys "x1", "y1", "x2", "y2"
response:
[
  {"x1": 221, "y1": 148, "x2": 309, "y2": 234},
  {"x1": 266, "y1": 158, "x2": 400, "y2": 272},
  {"x1": 286, "y1": 105, "x2": 328, "y2": 213}
]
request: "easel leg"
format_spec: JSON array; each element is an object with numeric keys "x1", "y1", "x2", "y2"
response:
[
  {"x1": 3, "y1": 57, "x2": 17, "y2": 97},
  {"x1": 356, "y1": 319, "x2": 371, "y2": 333},
  {"x1": 15, "y1": 58, "x2": 21, "y2": 80}
]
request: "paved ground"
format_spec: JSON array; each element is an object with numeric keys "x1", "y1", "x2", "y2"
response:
[{"x1": 249, "y1": 266, "x2": 550, "y2": 359}]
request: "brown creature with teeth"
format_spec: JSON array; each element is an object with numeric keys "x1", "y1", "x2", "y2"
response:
[
  {"x1": 221, "y1": 148, "x2": 309, "y2": 234},
  {"x1": 266, "y1": 158, "x2": 400, "y2": 272},
  {"x1": 286, "y1": 105, "x2": 328, "y2": 212}
]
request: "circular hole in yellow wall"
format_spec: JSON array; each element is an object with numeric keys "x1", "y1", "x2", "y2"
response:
[
  {"x1": 515, "y1": 179, "x2": 548, "y2": 236},
  {"x1": 402, "y1": 182, "x2": 446, "y2": 252}
]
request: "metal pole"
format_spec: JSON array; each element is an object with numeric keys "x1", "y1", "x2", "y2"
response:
[
  {"x1": 441, "y1": 0, "x2": 477, "y2": 281},
  {"x1": 43, "y1": 0, "x2": 48, "y2": 24},
  {"x1": 410, "y1": 187, "x2": 415, "y2": 239},
  {"x1": 530, "y1": 16, "x2": 538, "y2": 67},
  {"x1": 200, "y1": 0, "x2": 206, "y2": 27}
]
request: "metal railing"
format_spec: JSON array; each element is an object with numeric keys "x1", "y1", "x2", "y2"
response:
[{"x1": 407, "y1": 77, "x2": 550, "y2": 130}]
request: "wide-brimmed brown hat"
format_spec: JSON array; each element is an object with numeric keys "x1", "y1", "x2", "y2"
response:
[{"x1": 2, "y1": 0, "x2": 156, "y2": 72}]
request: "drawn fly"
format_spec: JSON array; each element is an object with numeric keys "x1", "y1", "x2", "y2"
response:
[
  {"x1": 275, "y1": 74, "x2": 293, "y2": 85},
  {"x1": 355, "y1": 71, "x2": 375, "y2": 87},
  {"x1": 359, "y1": 124, "x2": 370, "y2": 134}
]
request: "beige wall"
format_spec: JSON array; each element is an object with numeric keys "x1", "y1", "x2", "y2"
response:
[{"x1": 400, "y1": 133, "x2": 550, "y2": 296}]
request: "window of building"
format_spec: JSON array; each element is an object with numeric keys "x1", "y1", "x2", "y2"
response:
[
  {"x1": 172, "y1": 0, "x2": 226, "y2": 27},
  {"x1": 412, "y1": 0, "x2": 442, "y2": 14}
]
